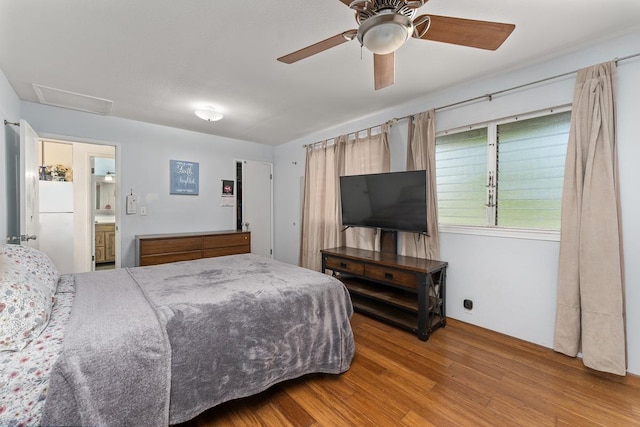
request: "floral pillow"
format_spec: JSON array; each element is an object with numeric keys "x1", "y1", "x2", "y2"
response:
[
  {"x1": 0, "y1": 244, "x2": 60, "y2": 296},
  {"x1": 0, "y1": 245, "x2": 59, "y2": 352}
]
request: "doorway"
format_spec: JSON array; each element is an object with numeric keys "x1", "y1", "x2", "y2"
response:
[
  {"x1": 38, "y1": 139, "x2": 117, "y2": 273},
  {"x1": 91, "y1": 156, "x2": 116, "y2": 271},
  {"x1": 236, "y1": 160, "x2": 273, "y2": 258},
  {"x1": 6, "y1": 120, "x2": 119, "y2": 273}
]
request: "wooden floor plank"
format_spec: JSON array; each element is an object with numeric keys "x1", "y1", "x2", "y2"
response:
[
  {"x1": 286, "y1": 380, "x2": 368, "y2": 426},
  {"x1": 267, "y1": 389, "x2": 314, "y2": 427},
  {"x1": 175, "y1": 314, "x2": 640, "y2": 426},
  {"x1": 400, "y1": 409, "x2": 437, "y2": 427}
]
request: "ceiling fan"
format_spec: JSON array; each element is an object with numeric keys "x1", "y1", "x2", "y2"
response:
[{"x1": 277, "y1": 0, "x2": 515, "y2": 90}]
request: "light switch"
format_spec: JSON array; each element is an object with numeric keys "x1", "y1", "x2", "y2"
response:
[{"x1": 140, "y1": 206, "x2": 147, "y2": 216}]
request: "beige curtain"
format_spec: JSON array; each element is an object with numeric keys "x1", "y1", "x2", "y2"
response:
[
  {"x1": 300, "y1": 128, "x2": 390, "y2": 270},
  {"x1": 299, "y1": 138, "x2": 345, "y2": 271},
  {"x1": 553, "y1": 61, "x2": 626, "y2": 375},
  {"x1": 400, "y1": 110, "x2": 440, "y2": 260},
  {"x1": 343, "y1": 127, "x2": 391, "y2": 251}
]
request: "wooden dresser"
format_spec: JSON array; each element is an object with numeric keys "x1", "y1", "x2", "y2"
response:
[{"x1": 135, "y1": 230, "x2": 250, "y2": 266}]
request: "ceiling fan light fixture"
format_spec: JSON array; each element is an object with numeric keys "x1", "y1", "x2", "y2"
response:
[
  {"x1": 195, "y1": 107, "x2": 224, "y2": 122},
  {"x1": 358, "y1": 13, "x2": 413, "y2": 55}
]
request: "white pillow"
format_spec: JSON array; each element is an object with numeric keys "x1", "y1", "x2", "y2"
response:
[{"x1": 0, "y1": 245, "x2": 59, "y2": 351}]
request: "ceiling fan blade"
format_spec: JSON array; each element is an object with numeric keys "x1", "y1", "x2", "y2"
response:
[
  {"x1": 277, "y1": 31, "x2": 355, "y2": 64},
  {"x1": 374, "y1": 52, "x2": 394, "y2": 90},
  {"x1": 415, "y1": 14, "x2": 515, "y2": 50}
]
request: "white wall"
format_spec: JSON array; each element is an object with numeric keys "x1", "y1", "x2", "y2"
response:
[
  {"x1": 21, "y1": 102, "x2": 274, "y2": 267},
  {"x1": 274, "y1": 31, "x2": 640, "y2": 374},
  {"x1": 0, "y1": 68, "x2": 22, "y2": 241}
]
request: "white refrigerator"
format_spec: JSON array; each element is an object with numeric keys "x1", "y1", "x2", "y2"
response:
[{"x1": 39, "y1": 181, "x2": 75, "y2": 274}]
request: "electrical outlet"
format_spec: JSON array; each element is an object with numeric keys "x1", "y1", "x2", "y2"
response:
[
  {"x1": 140, "y1": 206, "x2": 147, "y2": 216},
  {"x1": 463, "y1": 299, "x2": 473, "y2": 310}
]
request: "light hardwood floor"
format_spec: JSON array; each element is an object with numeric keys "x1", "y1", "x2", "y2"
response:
[{"x1": 176, "y1": 313, "x2": 640, "y2": 426}]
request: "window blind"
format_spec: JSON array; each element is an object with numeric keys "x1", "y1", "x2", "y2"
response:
[
  {"x1": 496, "y1": 111, "x2": 571, "y2": 229},
  {"x1": 436, "y1": 128, "x2": 488, "y2": 226}
]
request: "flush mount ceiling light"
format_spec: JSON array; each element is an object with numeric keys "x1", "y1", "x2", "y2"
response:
[
  {"x1": 195, "y1": 107, "x2": 224, "y2": 122},
  {"x1": 357, "y1": 11, "x2": 414, "y2": 55}
]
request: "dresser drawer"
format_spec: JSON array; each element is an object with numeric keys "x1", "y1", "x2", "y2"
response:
[
  {"x1": 324, "y1": 256, "x2": 365, "y2": 276},
  {"x1": 365, "y1": 265, "x2": 418, "y2": 290},
  {"x1": 203, "y1": 246, "x2": 250, "y2": 258},
  {"x1": 139, "y1": 251, "x2": 201, "y2": 266},
  {"x1": 203, "y1": 232, "x2": 250, "y2": 249},
  {"x1": 139, "y1": 236, "x2": 202, "y2": 256}
]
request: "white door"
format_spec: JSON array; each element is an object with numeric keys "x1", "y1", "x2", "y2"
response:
[
  {"x1": 242, "y1": 161, "x2": 273, "y2": 258},
  {"x1": 19, "y1": 120, "x2": 40, "y2": 248}
]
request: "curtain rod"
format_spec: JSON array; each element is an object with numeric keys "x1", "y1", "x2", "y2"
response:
[
  {"x1": 305, "y1": 52, "x2": 640, "y2": 148},
  {"x1": 303, "y1": 123, "x2": 388, "y2": 148},
  {"x1": 386, "y1": 51, "x2": 640, "y2": 123}
]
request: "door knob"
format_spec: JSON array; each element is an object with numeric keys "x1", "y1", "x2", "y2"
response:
[{"x1": 20, "y1": 234, "x2": 38, "y2": 241}]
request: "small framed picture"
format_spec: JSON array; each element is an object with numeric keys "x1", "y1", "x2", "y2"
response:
[
  {"x1": 222, "y1": 180, "x2": 234, "y2": 196},
  {"x1": 170, "y1": 160, "x2": 199, "y2": 195}
]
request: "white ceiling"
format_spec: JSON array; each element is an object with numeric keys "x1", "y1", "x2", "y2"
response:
[{"x1": 1, "y1": 1, "x2": 640, "y2": 146}]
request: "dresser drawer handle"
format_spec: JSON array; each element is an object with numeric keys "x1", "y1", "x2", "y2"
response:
[
  {"x1": 340, "y1": 262, "x2": 347, "y2": 268},
  {"x1": 385, "y1": 272, "x2": 394, "y2": 280}
]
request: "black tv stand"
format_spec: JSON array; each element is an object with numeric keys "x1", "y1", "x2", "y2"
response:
[{"x1": 321, "y1": 246, "x2": 447, "y2": 341}]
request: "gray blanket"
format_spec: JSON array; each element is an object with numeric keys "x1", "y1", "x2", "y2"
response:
[
  {"x1": 42, "y1": 254, "x2": 355, "y2": 426},
  {"x1": 42, "y1": 268, "x2": 171, "y2": 426}
]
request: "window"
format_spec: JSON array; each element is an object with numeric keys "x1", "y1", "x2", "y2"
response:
[
  {"x1": 436, "y1": 128, "x2": 488, "y2": 226},
  {"x1": 435, "y1": 109, "x2": 571, "y2": 231}
]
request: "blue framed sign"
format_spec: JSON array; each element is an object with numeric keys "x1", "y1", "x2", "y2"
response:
[{"x1": 170, "y1": 160, "x2": 199, "y2": 195}]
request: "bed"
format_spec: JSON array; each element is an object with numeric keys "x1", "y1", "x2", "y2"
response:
[{"x1": 0, "y1": 244, "x2": 355, "y2": 426}]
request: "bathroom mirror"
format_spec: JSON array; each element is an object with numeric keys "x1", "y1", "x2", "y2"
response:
[{"x1": 96, "y1": 181, "x2": 116, "y2": 211}]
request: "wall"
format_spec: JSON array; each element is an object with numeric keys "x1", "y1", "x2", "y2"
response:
[
  {"x1": 274, "y1": 31, "x2": 640, "y2": 374},
  {"x1": 0, "y1": 68, "x2": 21, "y2": 241},
  {"x1": 21, "y1": 102, "x2": 274, "y2": 267},
  {"x1": 40, "y1": 140, "x2": 72, "y2": 168}
]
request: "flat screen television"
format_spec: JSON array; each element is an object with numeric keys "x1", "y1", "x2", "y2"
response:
[{"x1": 339, "y1": 170, "x2": 428, "y2": 233}]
